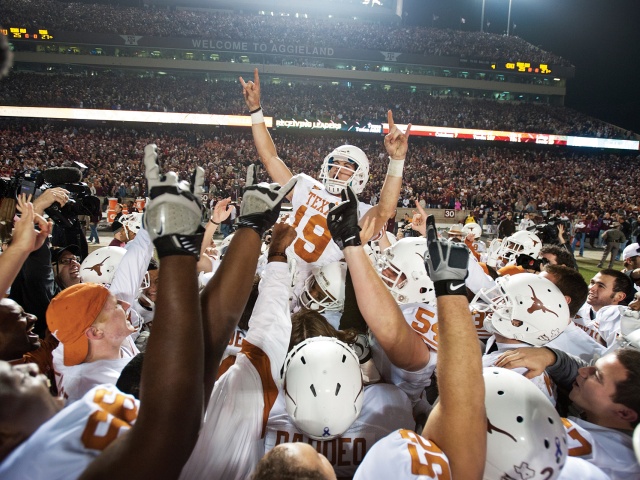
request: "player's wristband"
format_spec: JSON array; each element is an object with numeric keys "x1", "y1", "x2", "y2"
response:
[
  {"x1": 433, "y1": 279, "x2": 467, "y2": 297},
  {"x1": 387, "y1": 158, "x2": 405, "y2": 177},
  {"x1": 267, "y1": 251, "x2": 287, "y2": 260},
  {"x1": 209, "y1": 219, "x2": 220, "y2": 225},
  {"x1": 153, "y1": 232, "x2": 204, "y2": 260},
  {"x1": 251, "y1": 108, "x2": 264, "y2": 125}
]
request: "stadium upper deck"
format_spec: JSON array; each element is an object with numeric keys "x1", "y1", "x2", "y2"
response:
[{"x1": 3, "y1": 0, "x2": 574, "y2": 103}]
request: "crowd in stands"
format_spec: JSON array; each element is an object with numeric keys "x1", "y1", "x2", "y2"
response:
[
  {"x1": 0, "y1": 72, "x2": 632, "y2": 139},
  {"x1": 2, "y1": 0, "x2": 571, "y2": 65},
  {"x1": 1, "y1": 121, "x2": 638, "y2": 219}
]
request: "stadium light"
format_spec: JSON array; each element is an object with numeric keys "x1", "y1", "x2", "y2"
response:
[
  {"x1": 480, "y1": 0, "x2": 486, "y2": 32},
  {"x1": 507, "y1": 0, "x2": 513, "y2": 36}
]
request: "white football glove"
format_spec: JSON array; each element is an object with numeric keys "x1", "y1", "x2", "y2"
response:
[{"x1": 142, "y1": 144, "x2": 205, "y2": 258}]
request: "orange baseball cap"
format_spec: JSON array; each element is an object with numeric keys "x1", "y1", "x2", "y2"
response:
[{"x1": 46, "y1": 283, "x2": 110, "y2": 366}]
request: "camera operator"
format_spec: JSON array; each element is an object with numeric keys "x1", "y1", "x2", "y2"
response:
[{"x1": 8, "y1": 189, "x2": 76, "y2": 337}]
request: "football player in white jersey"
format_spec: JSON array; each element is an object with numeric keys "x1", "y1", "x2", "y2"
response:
[
  {"x1": 574, "y1": 269, "x2": 634, "y2": 346},
  {"x1": 0, "y1": 144, "x2": 208, "y2": 479},
  {"x1": 472, "y1": 272, "x2": 571, "y2": 405},
  {"x1": 264, "y1": 334, "x2": 415, "y2": 478},
  {"x1": 239, "y1": 68, "x2": 410, "y2": 273},
  {"x1": 255, "y1": 210, "x2": 487, "y2": 479},
  {"x1": 494, "y1": 345, "x2": 640, "y2": 479},
  {"x1": 263, "y1": 189, "x2": 430, "y2": 477},
  {"x1": 179, "y1": 218, "x2": 298, "y2": 480}
]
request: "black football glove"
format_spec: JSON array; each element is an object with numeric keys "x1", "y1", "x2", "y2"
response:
[
  {"x1": 424, "y1": 215, "x2": 469, "y2": 297},
  {"x1": 142, "y1": 144, "x2": 205, "y2": 259},
  {"x1": 327, "y1": 186, "x2": 362, "y2": 250},
  {"x1": 516, "y1": 254, "x2": 542, "y2": 272},
  {"x1": 236, "y1": 175, "x2": 298, "y2": 237}
]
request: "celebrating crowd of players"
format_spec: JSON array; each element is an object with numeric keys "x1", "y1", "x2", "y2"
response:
[{"x1": 0, "y1": 67, "x2": 640, "y2": 479}]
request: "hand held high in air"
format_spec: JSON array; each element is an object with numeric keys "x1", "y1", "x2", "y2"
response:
[
  {"x1": 12, "y1": 195, "x2": 52, "y2": 254},
  {"x1": 239, "y1": 68, "x2": 262, "y2": 112},
  {"x1": 424, "y1": 215, "x2": 469, "y2": 297},
  {"x1": 411, "y1": 200, "x2": 428, "y2": 237},
  {"x1": 212, "y1": 198, "x2": 233, "y2": 224},
  {"x1": 236, "y1": 174, "x2": 298, "y2": 238},
  {"x1": 142, "y1": 143, "x2": 205, "y2": 259},
  {"x1": 384, "y1": 110, "x2": 412, "y2": 161}
]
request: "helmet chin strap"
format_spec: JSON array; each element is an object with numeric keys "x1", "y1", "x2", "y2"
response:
[{"x1": 138, "y1": 293, "x2": 155, "y2": 309}]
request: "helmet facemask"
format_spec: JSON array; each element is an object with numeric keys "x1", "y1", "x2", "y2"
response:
[
  {"x1": 319, "y1": 146, "x2": 369, "y2": 195},
  {"x1": 300, "y1": 263, "x2": 346, "y2": 313}
]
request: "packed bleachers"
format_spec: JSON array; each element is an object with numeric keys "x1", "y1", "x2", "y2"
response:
[
  {"x1": 1, "y1": 120, "x2": 638, "y2": 216},
  {"x1": 0, "y1": 72, "x2": 633, "y2": 139},
  {"x1": 2, "y1": 0, "x2": 571, "y2": 65}
]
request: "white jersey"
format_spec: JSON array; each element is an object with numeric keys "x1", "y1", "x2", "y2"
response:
[
  {"x1": 574, "y1": 304, "x2": 622, "y2": 347},
  {"x1": 0, "y1": 384, "x2": 138, "y2": 480},
  {"x1": 562, "y1": 417, "x2": 640, "y2": 480},
  {"x1": 217, "y1": 326, "x2": 247, "y2": 378},
  {"x1": 546, "y1": 321, "x2": 606, "y2": 363},
  {"x1": 353, "y1": 429, "x2": 451, "y2": 480},
  {"x1": 109, "y1": 227, "x2": 154, "y2": 324},
  {"x1": 483, "y1": 337, "x2": 556, "y2": 406},
  {"x1": 288, "y1": 174, "x2": 372, "y2": 307},
  {"x1": 466, "y1": 255, "x2": 497, "y2": 298},
  {"x1": 558, "y1": 456, "x2": 610, "y2": 480},
  {"x1": 178, "y1": 262, "x2": 292, "y2": 480},
  {"x1": 370, "y1": 303, "x2": 438, "y2": 411},
  {"x1": 290, "y1": 173, "x2": 371, "y2": 261},
  {"x1": 265, "y1": 383, "x2": 414, "y2": 478},
  {"x1": 52, "y1": 344, "x2": 137, "y2": 404}
]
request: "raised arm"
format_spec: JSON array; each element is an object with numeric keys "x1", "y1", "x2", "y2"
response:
[
  {"x1": 81, "y1": 144, "x2": 206, "y2": 479},
  {"x1": 328, "y1": 186, "x2": 430, "y2": 371},
  {"x1": 200, "y1": 197, "x2": 232, "y2": 258},
  {"x1": 0, "y1": 200, "x2": 51, "y2": 297},
  {"x1": 200, "y1": 176, "x2": 298, "y2": 400},
  {"x1": 361, "y1": 110, "x2": 411, "y2": 234},
  {"x1": 239, "y1": 68, "x2": 294, "y2": 187},
  {"x1": 421, "y1": 216, "x2": 486, "y2": 480}
]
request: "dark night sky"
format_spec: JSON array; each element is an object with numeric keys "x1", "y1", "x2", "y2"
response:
[{"x1": 403, "y1": 0, "x2": 640, "y2": 134}]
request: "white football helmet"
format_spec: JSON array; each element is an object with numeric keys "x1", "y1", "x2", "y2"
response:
[
  {"x1": 319, "y1": 145, "x2": 370, "y2": 195},
  {"x1": 80, "y1": 246, "x2": 126, "y2": 286},
  {"x1": 281, "y1": 337, "x2": 363, "y2": 440},
  {"x1": 370, "y1": 230, "x2": 398, "y2": 256},
  {"x1": 462, "y1": 222, "x2": 483, "y2": 239},
  {"x1": 484, "y1": 367, "x2": 567, "y2": 480},
  {"x1": 300, "y1": 262, "x2": 347, "y2": 313},
  {"x1": 471, "y1": 273, "x2": 570, "y2": 346},
  {"x1": 120, "y1": 212, "x2": 144, "y2": 240},
  {"x1": 377, "y1": 237, "x2": 435, "y2": 305},
  {"x1": 496, "y1": 230, "x2": 543, "y2": 265}
]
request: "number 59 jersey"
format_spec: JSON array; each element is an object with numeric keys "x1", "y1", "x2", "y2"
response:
[
  {"x1": 290, "y1": 174, "x2": 372, "y2": 267},
  {"x1": 0, "y1": 385, "x2": 138, "y2": 480},
  {"x1": 354, "y1": 429, "x2": 451, "y2": 480}
]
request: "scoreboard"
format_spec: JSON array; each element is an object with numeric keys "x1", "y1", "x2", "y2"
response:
[{"x1": 2, "y1": 26, "x2": 54, "y2": 41}]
